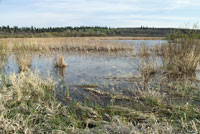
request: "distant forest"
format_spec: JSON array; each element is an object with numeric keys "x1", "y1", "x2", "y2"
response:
[{"x1": 0, "y1": 26, "x2": 200, "y2": 38}]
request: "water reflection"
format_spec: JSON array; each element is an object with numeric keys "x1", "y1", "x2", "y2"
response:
[{"x1": 55, "y1": 66, "x2": 66, "y2": 77}]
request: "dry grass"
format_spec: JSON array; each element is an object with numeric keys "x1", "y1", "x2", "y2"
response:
[
  {"x1": 0, "y1": 71, "x2": 199, "y2": 133},
  {"x1": 54, "y1": 55, "x2": 67, "y2": 68},
  {"x1": 136, "y1": 32, "x2": 200, "y2": 78},
  {"x1": 15, "y1": 52, "x2": 32, "y2": 72},
  {"x1": 150, "y1": 44, "x2": 163, "y2": 56},
  {"x1": 161, "y1": 36, "x2": 200, "y2": 77},
  {"x1": 0, "y1": 72, "x2": 59, "y2": 133},
  {"x1": 0, "y1": 37, "x2": 134, "y2": 53},
  {"x1": 138, "y1": 45, "x2": 151, "y2": 57},
  {"x1": 139, "y1": 56, "x2": 161, "y2": 85},
  {"x1": 97, "y1": 37, "x2": 165, "y2": 40}
]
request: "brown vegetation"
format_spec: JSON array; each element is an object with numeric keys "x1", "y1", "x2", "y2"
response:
[
  {"x1": 0, "y1": 37, "x2": 134, "y2": 53},
  {"x1": 161, "y1": 35, "x2": 200, "y2": 77},
  {"x1": 54, "y1": 55, "x2": 67, "y2": 68}
]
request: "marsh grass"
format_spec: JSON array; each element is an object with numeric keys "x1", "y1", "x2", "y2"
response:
[
  {"x1": 54, "y1": 55, "x2": 67, "y2": 68},
  {"x1": 138, "y1": 44, "x2": 151, "y2": 57},
  {"x1": 0, "y1": 52, "x2": 8, "y2": 73},
  {"x1": 150, "y1": 44, "x2": 164, "y2": 56},
  {"x1": 98, "y1": 37, "x2": 165, "y2": 40},
  {"x1": 161, "y1": 31, "x2": 200, "y2": 78},
  {"x1": 0, "y1": 36, "x2": 200, "y2": 133},
  {"x1": 137, "y1": 31, "x2": 200, "y2": 79},
  {"x1": 15, "y1": 52, "x2": 32, "y2": 72},
  {"x1": 0, "y1": 71, "x2": 199, "y2": 133},
  {"x1": 0, "y1": 37, "x2": 134, "y2": 54},
  {"x1": 0, "y1": 72, "x2": 103, "y2": 133},
  {"x1": 139, "y1": 56, "x2": 162, "y2": 87},
  {"x1": 0, "y1": 72, "x2": 63, "y2": 133},
  {"x1": 0, "y1": 41, "x2": 9, "y2": 71}
]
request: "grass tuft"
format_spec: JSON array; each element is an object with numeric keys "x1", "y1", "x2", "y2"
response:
[
  {"x1": 54, "y1": 55, "x2": 67, "y2": 68},
  {"x1": 161, "y1": 31, "x2": 200, "y2": 77}
]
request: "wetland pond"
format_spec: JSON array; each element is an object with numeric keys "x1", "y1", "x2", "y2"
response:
[{"x1": 2, "y1": 40, "x2": 168, "y2": 105}]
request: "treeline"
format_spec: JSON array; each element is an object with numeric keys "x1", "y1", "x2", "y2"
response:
[
  {"x1": 0, "y1": 26, "x2": 109, "y2": 38},
  {"x1": 0, "y1": 26, "x2": 200, "y2": 38}
]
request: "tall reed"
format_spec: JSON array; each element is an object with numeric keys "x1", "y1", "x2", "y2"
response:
[
  {"x1": 162, "y1": 31, "x2": 200, "y2": 77},
  {"x1": 0, "y1": 37, "x2": 134, "y2": 53}
]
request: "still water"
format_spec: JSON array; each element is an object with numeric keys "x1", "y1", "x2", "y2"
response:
[{"x1": 1, "y1": 40, "x2": 167, "y2": 104}]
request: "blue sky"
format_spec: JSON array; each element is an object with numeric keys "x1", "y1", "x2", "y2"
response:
[{"x1": 0, "y1": 0, "x2": 199, "y2": 28}]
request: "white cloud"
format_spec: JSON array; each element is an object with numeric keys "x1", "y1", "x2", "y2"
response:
[
  {"x1": 0, "y1": 0, "x2": 199, "y2": 27},
  {"x1": 166, "y1": 0, "x2": 200, "y2": 9}
]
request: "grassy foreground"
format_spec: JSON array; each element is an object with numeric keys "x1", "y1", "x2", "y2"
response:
[{"x1": 0, "y1": 71, "x2": 199, "y2": 134}]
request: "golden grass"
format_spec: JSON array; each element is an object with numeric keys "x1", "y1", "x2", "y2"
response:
[
  {"x1": 15, "y1": 52, "x2": 32, "y2": 72},
  {"x1": 0, "y1": 37, "x2": 134, "y2": 53},
  {"x1": 138, "y1": 45, "x2": 151, "y2": 57},
  {"x1": 95, "y1": 36, "x2": 165, "y2": 40},
  {"x1": 161, "y1": 38, "x2": 200, "y2": 77}
]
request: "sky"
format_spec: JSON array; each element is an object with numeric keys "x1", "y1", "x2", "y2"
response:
[{"x1": 0, "y1": 0, "x2": 199, "y2": 28}]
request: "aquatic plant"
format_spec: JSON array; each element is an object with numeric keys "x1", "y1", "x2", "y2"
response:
[
  {"x1": 15, "y1": 52, "x2": 32, "y2": 72},
  {"x1": 138, "y1": 44, "x2": 150, "y2": 57},
  {"x1": 161, "y1": 31, "x2": 200, "y2": 77},
  {"x1": 54, "y1": 55, "x2": 67, "y2": 68},
  {"x1": 0, "y1": 37, "x2": 134, "y2": 54}
]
